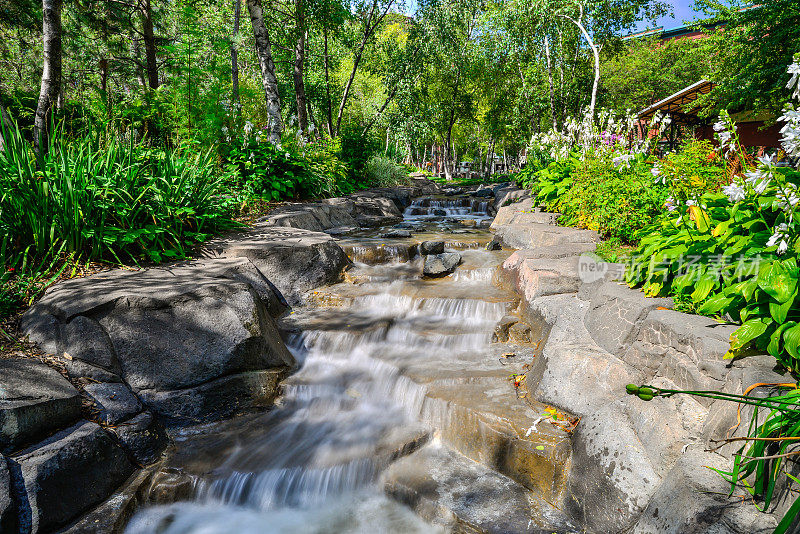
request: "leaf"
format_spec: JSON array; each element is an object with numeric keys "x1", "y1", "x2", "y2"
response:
[
  {"x1": 768, "y1": 321, "x2": 797, "y2": 357},
  {"x1": 691, "y1": 274, "x2": 717, "y2": 303},
  {"x1": 769, "y1": 291, "x2": 797, "y2": 324},
  {"x1": 697, "y1": 293, "x2": 735, "y2": 315},
  {"x1": 758, "y1": 261, "x2": 798, "y2": 303},
  {"x1": 730, "y1": 318, "x2": 770, "y2": 351},
  {"x1": 783, "y1": 324, "x2": 800, "y2": 360}
]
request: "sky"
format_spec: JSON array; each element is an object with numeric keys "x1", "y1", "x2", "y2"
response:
[{"x1": 638, "y1": 1, "x2": 703, "y2": 31}]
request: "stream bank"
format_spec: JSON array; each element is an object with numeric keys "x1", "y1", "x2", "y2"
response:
[{"x1": 0, "y1": 179, "x2": 789, "y2": 533}]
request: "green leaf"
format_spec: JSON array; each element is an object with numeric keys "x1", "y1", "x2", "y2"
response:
[
  {"x1": 758, "y1": 261, "x2": 798, "y2": 303},
  {"x1": 783, "y1": 324, "x2": 800, "y2": 360},
  {"x1": 768, "y1": 321, "x2": 797, "y2": 356},
  {"x1": 691, "y1": 274, "x2": 717, "y2": 303},
  {"x1": 730, "y1": 318, "x2": 770, "y2": 351},
  {"x1": 769, "y1": 291, "x2": 797, "y2": 324},
  {"x1": 697, "y1": 293, "x2": 735, "y2": 315}
]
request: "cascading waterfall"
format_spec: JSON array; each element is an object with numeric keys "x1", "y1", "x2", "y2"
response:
[{"x1": 126, "y1": 195, "x2": 510, "y2": 534}]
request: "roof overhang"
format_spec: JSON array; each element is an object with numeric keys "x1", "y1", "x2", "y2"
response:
[{"x1": 636, "y1": 80, "x2": 714, "y2": 125}]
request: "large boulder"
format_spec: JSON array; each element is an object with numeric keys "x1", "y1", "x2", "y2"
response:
[
  {"x1": 0, "y1": 359, "x2": 81, "y2": 453},
  {"x1": 8, "y1": 421, "x2": 134, "y2": 533},
  {"x1": 423, "y1": 253, "x2": 462, "y2": 278},
  {"x1": 0, "y1": 457, "x2": 15, "y2": 532},
  {"x1": 21, "y1": 258, "x2": 295, "y2": 425},
  {"x1": 419, "y1": 241, "x2": 445, "y2": 255}
]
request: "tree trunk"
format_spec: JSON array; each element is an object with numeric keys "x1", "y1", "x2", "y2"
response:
[
  {"x1": 34, "y1": 0, "x2": 63, "y2": 156},
  {"x1": 561, "y1": 9, "x2": 599, "y2": 121},
  {"x1": 323, "y1": 26, "x2": 334, "y2": 137},
  {"x1": 293, "y1": 0, "x2": 308, "y2": 135},
  {"x1": 247, "y1": 0, "x2": 283, "y2": 144},
  {"x1": 141, "y1": 0, "x2": 159, "y2": 91},
  {"x1": 544, "y1": 35, "x2": 557, "y2": 130},
  {"x1": 231, "y1": 0, "x2": 241, "y2": 106}
]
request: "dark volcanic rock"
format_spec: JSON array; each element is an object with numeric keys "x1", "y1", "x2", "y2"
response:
[
  {"x1": 423, "y1": 253, "x2": 462, "y2": 278},
  {"x1": 473, "y1": 188, "x2": 494, "y2": 198},
  {"x1": 419, "y1": 241, "x2": 445, "y2": 255},
  {"x1": 0, "y1": 359, "x2": 81, "y2": 453},
  {"x1": 8, "y1": 420, "x2": 134, "y2": 533}
]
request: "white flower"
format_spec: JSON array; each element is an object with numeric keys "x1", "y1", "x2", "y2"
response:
[
  {"x1": 713, "y1": 120, "x2": 726, "y2": 132},
  {"x1": 754, "y1": 178, "x2": 772, "y2": 195},
  {"x1": 767, "y1": 223, "x2": 791, "y2": 255},
  {"x1": 244, "y1": 121, "x2": 254, "y2": 135},
  {"x1": 612, "y1": 154, "x2": 634, "y2": 169},
  {"x1": 686, "y1": 199, "x2": 697, "y2": 207},
  {"x1": 665, "y1": 197, "x2": 677, "y2": 212},
  {"x1": 787, "y1": 62, "x2": 800, "y2": 100},
  {"x1": 722, "y1": 183, "x2": 746, "y2": 203}
]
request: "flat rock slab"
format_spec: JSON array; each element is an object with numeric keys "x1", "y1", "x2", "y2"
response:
[
  {"x1": 502, "y1": 253, "x2": 582, "y2": 302},
  {"x1": 83, "y1": 382, "x2": 142, "y2": 426},
  {"x1": 202, "y1": 225, "x2": 350, "y2": 304},
  {"x1": 8, "y1": 420, "x2": 134, "y2": 533},
  {"x1": 420, "y1": 377, "x2": 572, "y2": 501},
  {"x1": 0, "y1": 359, "x2": 81, "y2": 453},
  {"x1": 423, "y1": 252, "x2": 462, "y2": 278},
  {"x1": 384, "y1": 444, "x2": 579, "y2": 534}
]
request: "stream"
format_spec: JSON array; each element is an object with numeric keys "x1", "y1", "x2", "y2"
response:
[{"x1": 125, "y1": 194, "x2": 523, "y2": 534}]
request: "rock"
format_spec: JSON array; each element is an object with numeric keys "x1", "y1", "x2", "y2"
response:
[
  {"x1": 380, "y1": 230, "x2": 412, "y2": 239},
  {"x1": 473, "y1": 188, "x2": 494, "y2": 198},
  {"x1": 583, "y1": 282, "x2": 673, "y2": 355},
  {"x1": 61, "y1": 316, "x2": 121, "y2": 375},
  {"x1": 324, "y1": 226, "x2": 357, "y2": 236},
  {"x1": 60, "y1": 466, "x2": 157, "y2": 534},
  {"x1": 0, "y1": 457, "x2": 15, "y2": 532},
  {"x1": 21, "y1": 260, "x2": 295, "y2": 424},
  {"x1": 136, "y1": 369, "x2": 286, "y2": 425},
  {"x1": 508, "y1": 322, "x2": 532, "y2": 343},
  {"x1": 501, "y1": 253, "x2": 582, "y2": 302},
  {"x1": 83, "y1": 383, "x2": 142, "y2": 426},
  {"x1": 423, "y1": 253, "x2": 462, "y2": 278},
  {"x1": 631, "y1": 450, "x2": 777, "y2": 534},
  {"x1": 383, "y1": 444, "x2": 577, "y2": 534},
  {"x1": 492, "y1": 316, "x2": 519, "y2": 343},
  {"x1": 432, "y1": 208, "x2": 447, "y2": 216},
  {"x1": 419, "y1": 241, "x2": 445, "y2": 255},
  {"x1": 0, "y1": 359, "x2": 81, "y2": 453},
  {"x1": 485, "y1": 238, "x2": 502, "y2": 251},
  {"x1": 566, "y1": 401, "x2": 661, "y2": 533},
  {"x1": 110, "y1": 411, "x2": 168, "y2": 465},
  {"x1": 203, "y1": 226, "x2": 350, "y2": 304},
  {"x1": 8, "y1": 420, "x2": 134, "y2": 533}
]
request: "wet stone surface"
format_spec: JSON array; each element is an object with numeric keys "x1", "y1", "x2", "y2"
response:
[{"x1": 124, "y1": 192, "x2": 572, "y2": 533}]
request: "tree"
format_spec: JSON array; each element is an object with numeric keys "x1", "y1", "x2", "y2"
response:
[
  {"x1": 34, "y1": 0, "x2": 62, "y2": 155},
  {"x1": 695, "y1": 0, "x2": 800, "y2": 116},
  {"x1": 247, "y1": 0, "x2": 284, "y2": 143}
]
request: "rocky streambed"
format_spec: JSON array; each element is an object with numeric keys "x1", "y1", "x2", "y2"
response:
[{"x1": 0, "y1": 180, "x2": 791, "y2": 533}]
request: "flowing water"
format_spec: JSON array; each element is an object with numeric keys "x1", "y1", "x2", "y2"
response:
[{"x1": 126, "y1": 194, "x2": 520, "y2": 534}]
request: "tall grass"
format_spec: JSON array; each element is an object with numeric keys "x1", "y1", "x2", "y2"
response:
[{"x1": 0, "y1": 119, "x2": 237, "y2": 319}]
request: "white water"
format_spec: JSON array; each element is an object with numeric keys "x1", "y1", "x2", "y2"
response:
[{"x1": 126, "y1": 195, "x2": 506, "y2": 533}]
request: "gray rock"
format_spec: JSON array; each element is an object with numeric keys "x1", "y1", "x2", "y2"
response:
[
  {"x1": 83, "y1": 383, "x2": 142, "y2": 426},
  {"x1": 492, "y1": 316, "x2": 519, "y2": 343},
  {"x1": 0, "y1": 359, "x2": 81, "y2": 453},
  {"x1": 0, "y1": 457, "x2": 15, "y2": 532},
  {"x1": 8, "y1": 420, "x2": 134, "y2": 533},
  {"x1": 501, "y1": 253, "x2": 582, "y2": 302},
  {"x1": 508, "y1": 322, "x2": 531, "y2": 343},
  {"x1": 422, "y1": 253, "x2": 462, "y2": 278},
  {"x1": 203, "y1": 226, "x2": 350, "y2": 304},
  {"x1": 110, "y1": 411, "x2": 168, "y2": 465},
  {"x1": 631, "y1": 450, "x2": 777, "y2": 534},
  {"x1": 432, "y1": 208, "x2": 447, "y2": 216},
  {"x1": 419, "y1": 241, "x2": 445, "y2": 255},
  {"x1": 566, "y1": 401, "x2": 662, "y2": 533},
  {"x1": 61, "y1": 316, "x2": 121, "y2": 374},
  {"x1": 380, "y1": 230, "x2": 412, "y2": 238},
  {"x1": 94, "y1": 281, "x2": 292, "y2": 392},
  {"x1": 384, "y1": 444, "x2": 577, "y2": 534},
  {"x1": 473, "y1": 188, "x2": 494, "y2": 198},
  {"x1": 583, "y1": 282, "x2": 673, "y2": 355},
  {"x1": 485, "y1": 238, "x2": 502, "y2": 251},
  {"x1": 137, "y1": 369, "x2": 286, "y2": 425}
]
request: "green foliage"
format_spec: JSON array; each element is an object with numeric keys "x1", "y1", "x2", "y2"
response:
[
  {"x1": 339, "y1": 124, "x2": 381, "y2": 183},
  {"x1": 522, "y1": 152, "x2": 669, "y2": 243},
  {"x1": 0, "y1": 119, "x2": 237, "y2": 271},
  {"x1": 363, "y1": 155, "x2": 410, "y2": 188}
]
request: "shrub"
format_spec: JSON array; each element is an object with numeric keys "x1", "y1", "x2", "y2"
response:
[
  {"x1": 363, "y1": 156, "x2": 410, "y2": 188},
  {"x1": 0, "y1": 120, "x2": 236, "y2": 268}
]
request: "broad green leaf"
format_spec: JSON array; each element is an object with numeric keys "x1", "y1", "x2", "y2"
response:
[
  {"x1": 730, "y1": 318, "x2": 770, "y2": 351},
  {"x1": 697, "y1": 293, "x2": 735, "y2": 315}
]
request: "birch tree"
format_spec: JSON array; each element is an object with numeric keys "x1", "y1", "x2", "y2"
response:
[
  {"x1": 247, "y1": 0, "x2": 284, "y2": 143},
  {"x1": 34, "y1": 0, "x2": 63, "y2": 155}
]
